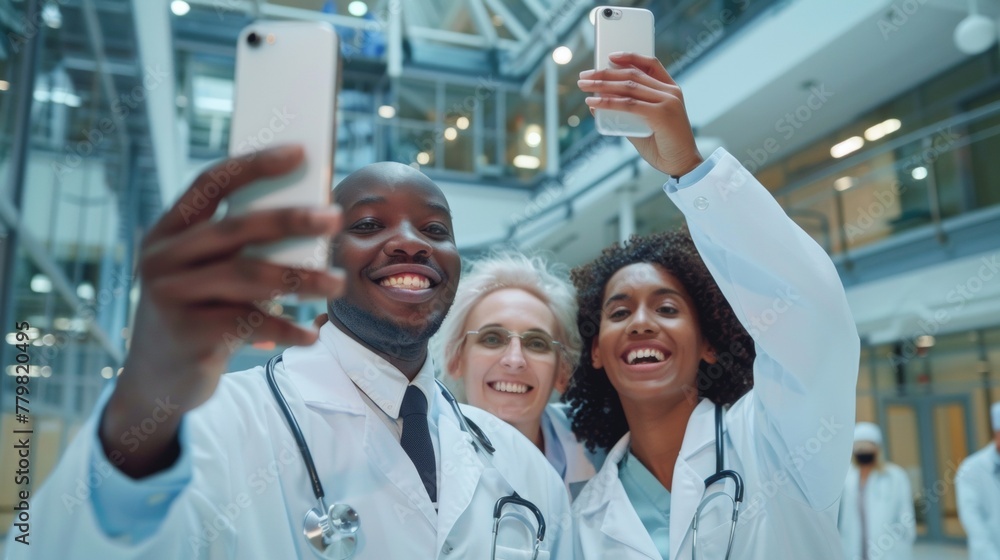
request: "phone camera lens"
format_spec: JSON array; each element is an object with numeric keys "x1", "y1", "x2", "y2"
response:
[
  {"x1": 602, "y1": 8, "x2": 613, "y2": 18},
  {"x1": 247, "y1": 32, "x2": 261, "y2": 47}
]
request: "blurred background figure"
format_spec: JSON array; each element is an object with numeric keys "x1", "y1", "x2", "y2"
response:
[
  {"x1": 434, "y1": 252, "x2": 602, "y2": 496},
  {"x1": 956, "y1": 401, "x2": 1000, "y2": 560},
  {"x1": 839, "y1": 422, "x2": 916, "y2": 560}
]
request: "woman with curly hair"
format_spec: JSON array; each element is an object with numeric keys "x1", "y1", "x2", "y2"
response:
[
  {"x1": 569, "y1": 52, "x2": 860, "y2": 559},
  {"x1": 433, "y1": 251, "x2": 603, "y2": 494}
]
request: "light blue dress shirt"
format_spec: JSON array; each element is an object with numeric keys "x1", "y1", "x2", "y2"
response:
[{"x1": 540, "y1": 407, "x2": 568, "y2": 479}]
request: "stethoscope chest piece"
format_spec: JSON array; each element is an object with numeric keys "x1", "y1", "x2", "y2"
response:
[{"x1": 303, "y1": 502, "x2": 360, "y2": 559}]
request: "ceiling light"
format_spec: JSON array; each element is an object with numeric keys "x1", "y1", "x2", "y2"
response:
[
  {"x1": 444, "y1": 127, "x2": 458, "y2": 141},
  {"x1": 830, "y1": 136, "x2": 864, "y2": 159},
  {"x1": 30, "y1": 274, "x2": 52, "y2": 293},
  {"x1": 916, "y1": 335, "x2": 935, "y2": 348},
  {"x1": 864, "y1": 118, "x2": 901, "y2": 141},
  {"x1": 911, "y1": 166, "x2": 928, "y2": 180},
  {"x1": 101, "y1": 367, "x2": 114, "y2": 379},
  {"x1": 76, "y1": 282, "x2": 95, "y2": 300},
  {"x1": 416, "y1": 152, "x2": 430, "y2": 165},
  {"x1": 0, "y1": 81, "x2": 9, "y2": 91},
  {"x1": 833, "y1": 177, "x2": 853, "y2": 192},
  {"x1": 552, "y1": 46, "x2": 573, "y2": 65},
  {"x1": 348, "y1": 1, "x2": 368, "y2": 17},
  {"x1": 456, "y1": 116, "x2": 470, "y2": 130},
  {"x1": 34, "y1": 88, "x2": 82, "y2": 107},
  {"x1": 42, "y1": 3, "x2": 61, "y2": 28},
  {"x1": 377, "y1": 105, "x2": 396, "y2": 118},
  {"x1": 567, "y1": 115, "x2": 580, "y2": 127},
  {"x1": 524, "y1": 124, "x2": 542, "y2": 147},
  {"x1": 492, "y1": 14, "x2": 504, "y2": 27},
  {"x1": 170, "y1": 0, "x2": 191, "y2": 16},
  {"x1": 954, "y1": 0, "x2": 996, "y2": 55},
  {"x1": 513, "y1": 155, "x2": 541, "y2": 169}
]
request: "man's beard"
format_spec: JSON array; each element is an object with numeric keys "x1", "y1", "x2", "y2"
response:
[{"x1": 328, "y1": 298, "x2": 446, "y2": 361}]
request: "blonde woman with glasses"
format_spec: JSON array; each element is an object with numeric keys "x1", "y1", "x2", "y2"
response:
[{"x1": 434, "y1": 251, "x2": 603, "y2": 497}]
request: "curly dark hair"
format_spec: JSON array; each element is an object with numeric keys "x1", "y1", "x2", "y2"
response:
[{"x1": 563, "y1": 228, "x2": 755, "y2": 453}]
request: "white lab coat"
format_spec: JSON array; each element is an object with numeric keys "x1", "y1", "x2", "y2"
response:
[
  {"x1": 542, "y1": 404, "x2": 603, "y2": 498},
  {"x1": 572, "y1": 148, "x2": 860, "y2": 560},
  {"x1": 4, "y1": 326, "x2": 572, "y2": 559},
  {"x1": 837, "y1": 464, "x2": 916, "y2": 560},
  {"x1": 956, "y1": 444, "x2": 1000, "y2": 560}
]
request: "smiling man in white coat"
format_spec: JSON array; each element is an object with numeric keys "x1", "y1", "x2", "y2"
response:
[
  {"x1": 568, "y1": 53, "x2": 859, "y2": 559},
  {"x1": 956, "y1": 401, "x2": 1000, "y2": 560},
  {"x1": 3, "y1": 149, "x2": 571, "y2": 559}
]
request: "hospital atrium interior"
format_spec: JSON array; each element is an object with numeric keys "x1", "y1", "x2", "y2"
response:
[{"x1": 1, "y1": 0, "x2": 1000, "y2": 553}]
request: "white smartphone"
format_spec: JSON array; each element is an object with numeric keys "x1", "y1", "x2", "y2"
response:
[
  {"x1": 227, "y1": 21, "x2": 340, "y2": 270},
  {"x1": 593, "y1": 6, "x2": 655, "y2": 137}
]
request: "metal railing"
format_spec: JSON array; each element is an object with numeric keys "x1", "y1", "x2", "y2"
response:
[{"x1": 776, "y1": 100, "x2": 1000, "y2": 258}]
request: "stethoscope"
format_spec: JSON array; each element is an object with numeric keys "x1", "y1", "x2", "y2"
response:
[
  {"x1": 264, "y1": 355, "x2": 545, "y2": 559},
  {"x1": 690, "y1": 403, "x2": 745, "y2": 560}
]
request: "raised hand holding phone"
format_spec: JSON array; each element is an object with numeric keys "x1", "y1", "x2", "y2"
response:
[
  {"x1": 100, "y1": 21, "x2": 345, "y2": 477},
  {"x1": 580, "y1": 47, "x2": 703, "y2": 177}
]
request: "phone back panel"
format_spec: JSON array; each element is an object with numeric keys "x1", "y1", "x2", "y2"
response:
[
  {"x1": 228, "y1": 21, "x2": 339, "y2": 269},
  {"x1": 594, "y1": 7, "x2": 655, "y2": 137}
]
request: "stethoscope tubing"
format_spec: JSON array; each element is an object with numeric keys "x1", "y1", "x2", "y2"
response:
[{"x1": 266, "y1": 355, "x2": 327, "y2": 502}]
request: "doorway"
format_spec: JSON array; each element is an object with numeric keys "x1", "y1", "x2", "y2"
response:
[{"x1": 878, "y1": 394, "x2": 975, "y2": 542}]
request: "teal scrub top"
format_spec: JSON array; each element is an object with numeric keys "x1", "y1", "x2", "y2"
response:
[{"x1": 619, "y1": 449, "x2": 671, "y2": 559}]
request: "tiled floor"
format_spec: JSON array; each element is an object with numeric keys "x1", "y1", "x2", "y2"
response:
[{"x1": 914, "y1": 542, "x2": 968, "y2": 560}]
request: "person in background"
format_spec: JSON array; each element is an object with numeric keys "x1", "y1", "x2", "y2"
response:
[
  {"x1": 434, "y1": 251, "x2": 603, "y2": 497},
  {"x1": 956, "y1": 401, "x2": 1000, "y2": 560},
  {"x1": 838, "y1": 422, "x2": 916, "y2": 560}
]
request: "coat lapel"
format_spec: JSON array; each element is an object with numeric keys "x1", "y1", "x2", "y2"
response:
[
  {"x1": 435, "y1": 395, "x2": 486, "y2": 552},
  {"x1": 576, "y1": 435, "x2": 659, "y2": 559},
  {"x1": 669, "y1": 399, "x2": 720, "y2": 560}
]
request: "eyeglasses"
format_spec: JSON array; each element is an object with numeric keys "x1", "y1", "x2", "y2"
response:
[{"x1": 465, "y1": 327, "x2": 563, "y2": 356}]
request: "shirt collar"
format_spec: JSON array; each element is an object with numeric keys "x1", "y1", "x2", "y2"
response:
[{"x1": 321, "y1": 323, "x2": 439, "y2": 420}]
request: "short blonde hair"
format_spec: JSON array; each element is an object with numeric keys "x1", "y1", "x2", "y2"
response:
[{"x1": 432, "y1": 250, "x2": 582, "y2": 401}]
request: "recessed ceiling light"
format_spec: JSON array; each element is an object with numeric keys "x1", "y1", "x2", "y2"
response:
[
  {"x1": 348, "y1": 1, "x2": 368, "y2": 17},
  {"x1": 170, "y1": 0, "x2": 191, "y2": 16},
  {"x1": 552, "y1": 46, "x2": 573, "y2": 65}
]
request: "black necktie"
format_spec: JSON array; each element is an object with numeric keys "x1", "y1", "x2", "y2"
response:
[{"x1": 400, "y1": 385, "x2": 437, "y2": 503}]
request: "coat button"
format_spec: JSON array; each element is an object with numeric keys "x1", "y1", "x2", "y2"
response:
[
  {"x1": 442, "y1": 542, "x2": 454, "y2": 555},
  {"x1": 693, "y1": 196, "x2": 709, "y2": 210}
]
